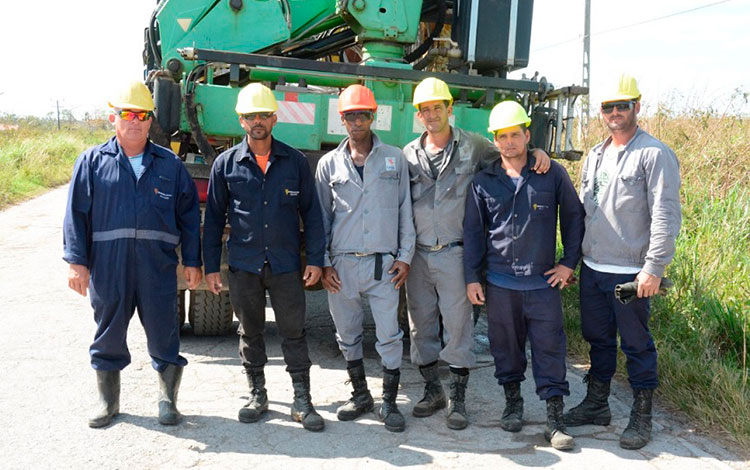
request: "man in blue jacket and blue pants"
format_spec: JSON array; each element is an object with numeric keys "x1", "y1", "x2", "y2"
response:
[
  {"x1": 463, "y1": 101, "x2": 584, "y2": 450},
  {"x1": 64, "y1": 81, "x2": 202, "y2": 428}
]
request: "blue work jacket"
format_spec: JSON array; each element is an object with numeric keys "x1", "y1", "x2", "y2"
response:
[
  {"x1": 203, "y1": 137, "x2": 325, "y2": 275},
  {"x1": 463, "y1": 154, "x2": 584, "y2": 284},
  {"x1": 63, "y1": 136, "x2": 201, "y2": 269}
]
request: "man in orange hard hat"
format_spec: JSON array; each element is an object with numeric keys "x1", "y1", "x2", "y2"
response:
[
  {"x1": 564, "y1": 74, "x2": 681, "y2": 450},
  {"x1": 404, "y1": 77, "x2": 551, "y2": 430},
  {"x1": 315, "y1": 84, "x2": 416, "y2": 433},
  {"x1": 203, "y1": 82, "x2": 326, "y2": 432},
  {"x1": 63, "y1": 80, "x2": 202, "y2": 428}
]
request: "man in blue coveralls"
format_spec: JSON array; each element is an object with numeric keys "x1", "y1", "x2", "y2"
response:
[
  {"x1": 64, "y1": 81, "x2": 202, "y2": 428},
  {"x1": 463, "y1": 101, "x2": 584, "y2": 450},
  {"x1": 203, "y1": 83, "x2": 326, "y2": 432}
]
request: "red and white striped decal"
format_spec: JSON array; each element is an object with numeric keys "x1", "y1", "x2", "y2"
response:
[{"x1": 276, "y1": 98, "x2": 316, "y2": 125}]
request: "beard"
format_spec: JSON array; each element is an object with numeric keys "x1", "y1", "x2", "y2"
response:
[{"x1": 249, "y1": 126, "x2": 270, "y2": 140}]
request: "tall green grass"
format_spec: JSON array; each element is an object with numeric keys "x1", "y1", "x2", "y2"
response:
[
  {"x1": 0, "y1": 118, "x2": 111, "y2": 208},
  {"x1": 561, "y1": 101, "x2": 750, "y2": 447}
]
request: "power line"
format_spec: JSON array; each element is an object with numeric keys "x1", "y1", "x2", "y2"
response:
[{"x1": 534, "y1": 0, "x2": 734, "y2": 53}]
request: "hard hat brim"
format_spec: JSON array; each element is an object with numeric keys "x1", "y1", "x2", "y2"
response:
[
  {"x1": 108, "y1": 101, "x2": 154, "y2": 112},
  {"x1": 601, "y1": 94, "x2": 641, "y2": 104},
  {"x1": 488, "y1": 119, "x2": 531, "y2": 134}
]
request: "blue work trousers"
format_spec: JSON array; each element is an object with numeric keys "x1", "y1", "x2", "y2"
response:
[
  {"x1": 486, "y1": 283, "x2": 569, "y2": 400},
  {"x1": 579, "y1": 264, "x2": 658, "y2": 389}
]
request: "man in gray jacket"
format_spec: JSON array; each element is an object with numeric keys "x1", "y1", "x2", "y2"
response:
[
  {"x1": 316, "y1": 84, "x2": 415, "y2": 433},
  {"x1": 564, "y1": 74, "x2": 681, "y2": 450},
  {"x1": 403, "y1": 78, "x2": 549, "y2": 429}
]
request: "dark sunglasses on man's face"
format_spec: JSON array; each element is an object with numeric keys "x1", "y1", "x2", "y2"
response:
[
  {"x1": 115, "y1": 110, "x2": 153, "y2": 121},
  {"x1": 241, "y1": 112, "x2": 274, "y2": 121},
  {"x1": 343, "y1": 111, "x2": 374, "y2": 123},
  {"x1": 601, "y1": 101, "x2": 635, "y2": 114}
]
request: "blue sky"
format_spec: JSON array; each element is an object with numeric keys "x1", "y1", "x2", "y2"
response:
[{"x1": 0, "y1": 0, "x2": 747, "y2": 118}]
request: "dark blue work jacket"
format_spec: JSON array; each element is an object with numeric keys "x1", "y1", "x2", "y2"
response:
[
  {"x1": 463, "y1": 154, "x2": 584, "y2": 284},
  {"x1": 63, "y1": 136, "x2": 201, "y2": 269},
  {"x1": 203, "y1": 137, "x2": 325, "y2": 275}
]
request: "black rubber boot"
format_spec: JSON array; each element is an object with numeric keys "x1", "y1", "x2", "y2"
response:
[
  {"x1": 89, "y1": 370, "x2": 120, "y2": 428},
  {"x1": 500, "y1": 382, "x2": 523, "y2": 432},
  {"x1": 238, "y1": 369, "x2": 269, "y2": 423},
  {"x1": 446, "y1": 370, "x2": 469, "y2": 430},
  {"x1": 157, "y1": 364, "x2": 183, "y2": 425},
  {"x1": 290, "y1": 371, "x2": 325, "y2": 432},
  {"x1": 564, "y1": 374, "x2": 612, "y2": 426},
  {"x1": 378, "y1": 369, "x2": 406, "y2": 432},
  {"x1": 412, "y1": 362, "x2": 447, "y2": 417},
  {"x1": 620, "y1": 388, "x2": 653, "y2": 450},
  {"x1": 336, "y1": 363, "x2": 374, "y2": 421},
  {"x1": 545, "y1": 396, "x2": 575, "y2": 450}
]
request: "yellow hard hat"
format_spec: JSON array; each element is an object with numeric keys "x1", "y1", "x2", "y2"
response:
[
  {"x1": 487, "y1": 101, "x2": 531, "y2": 133},
  {"x1": 413, "y1": 77, "x2": 453, "y2": 110},
  {"x1": 108, "y1": 81, "x2": 154, "y2": 111},
  {"x1": 602, "y1": 73, "x2": 641, "y2": 103},
  {"x1": 235, "y1": 83, "x2": 278, "y2": 114}
]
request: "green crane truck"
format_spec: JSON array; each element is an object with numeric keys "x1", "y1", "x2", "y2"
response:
[{"x1": 143, "y1": 0, "x2": 587, "y2": 335}]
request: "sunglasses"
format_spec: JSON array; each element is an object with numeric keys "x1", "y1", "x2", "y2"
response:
[
  {"x1": 601, "y1": 101, "x2": 635, "y2": 114},
  {"x1": 342, "y1": 111, "x2": 374, "y2": 123},
  {"x1": 241, "y1": 112, "x2": 274, "y2": 121},
  {"x1": 115, "y1": 110, "x2": 153, "y2": 121}
]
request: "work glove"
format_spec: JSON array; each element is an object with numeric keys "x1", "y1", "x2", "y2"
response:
[{"x1": 614, "y1": 278, "x2": 674, "y2": 304}]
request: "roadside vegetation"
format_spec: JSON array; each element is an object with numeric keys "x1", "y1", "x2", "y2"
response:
[
  {"x1": 2, "y1": 96, "x2": 749, "y2": 447},
  {"x1": 0, "y1": 116, "x2": 111, "y2": 208},
  {"x1": 561, "y1": 92, "x2": 750, "y2": 448}
]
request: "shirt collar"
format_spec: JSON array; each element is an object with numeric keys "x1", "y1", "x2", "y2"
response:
[{"x1": 237, "y1": 136, "x2": 288, "y2": 162}]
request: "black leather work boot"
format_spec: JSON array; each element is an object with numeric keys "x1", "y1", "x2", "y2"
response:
[
  {"x1": 412, "y1": 362, "x2": 447, "y2": 417},
  {"x1": 157, "y1": 364, "x2": 183, "y2": 425},
  {"x1": 290, "y1": 371, "x2": 325, "y2": 432},
  {"x1": 500, "y1": 382, "x2": 524, "y2": 432},
  {"x1": 378, "y1": 369, "x2": 406, "y2": 432},
  {"x1": 564, "y1": 374, "x2": 612, "y2": 426},
  {"x1": 336, "y1": 363, "x2": 374, "y2": 421},
  {"x1": 89, "y1": 370, "x2": 120, "y2": 428},
  {"x1": 446, "y1": 370, "x2": 469, "y2": 430},
  {"x1": 545, "y1": 395, "x2": 575, "y2": 450},
  {"x1": 620, "y1": 388, "x2": 654, "y2": 450},
  {"x1": 238, "y1": 369, "x2": 269, "y2": 423}
]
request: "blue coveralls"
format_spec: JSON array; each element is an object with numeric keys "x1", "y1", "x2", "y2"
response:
[
  {"x1": 63, "y1": 136, "x2": 201, "y2": 372},
  {"x1": 463, "y1": 155, "x2": 584, "y2": 399}
]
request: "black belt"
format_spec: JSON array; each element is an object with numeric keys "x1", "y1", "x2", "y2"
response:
[
  {"x1": 340, "y1": 252, "x2": 392, "y2": 280},
  {"x1": 418, "y1": 241, "x2": 463, "y2": 252}
]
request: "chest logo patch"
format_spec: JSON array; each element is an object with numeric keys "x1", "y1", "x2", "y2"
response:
[
  {"x1": 285, "y1": 189, "x2": 300, "y2": 196},
  {"x1": 385, "y1": 157, "x2": 397, "y2": 171},
  {"x1": 154, "y1": 188, "x2": 173, "y2": 200}
]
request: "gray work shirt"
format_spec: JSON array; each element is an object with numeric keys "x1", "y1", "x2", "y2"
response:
[
  {"x1": 316, "y1": 133, "x2": 416, "y2": 267},
  {"x1": 580, "y1": 127, "x2": 681, "y2": 278},
  {"x1": 403, "y1": 127, "x2": 499, "y2": 247}
]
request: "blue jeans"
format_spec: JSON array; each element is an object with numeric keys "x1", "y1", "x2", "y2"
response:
[{"x1": 579, "y1": 264, "x2": 658, "y2": 390}]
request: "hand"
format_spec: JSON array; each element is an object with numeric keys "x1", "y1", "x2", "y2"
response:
[
  {"x1": 303, "y1": 265, "x2": 322, "y2": 287},
  {"x1": 544, "y1": 264, "x2": 575, "y2": 289},
  {"x1": 466, "y1": 282, "x2": 485, "y2": 305},
  {"x1": 68, "y1": 264, "x2": 89, "y2": 297},
  {"x1": 389, "y1": 261, "x2": 410, "y2": 289},
  {"x1": 531, "y1": 148, "x2": 551, "y2": 174},
  {"x1": 184, "y1": 267, "x2": 203, "y2": 290},
  {"x1": 322, "y1": 266, "x2": 342, "y2": 293},
  {"x1": 205, "y1": 272, "x2": 223, "y2": 295},
  {"x1": 636, "y1": 271, "x2": 661, "y2": 298}
]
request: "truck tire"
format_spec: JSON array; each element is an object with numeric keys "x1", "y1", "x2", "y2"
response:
[{"x1": 188, "y1": 291, "x2": 235, "y2": 336}]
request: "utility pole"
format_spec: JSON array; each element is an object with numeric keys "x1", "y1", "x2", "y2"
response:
[
  {"x1": 580, "y1": 0, "x2": 591, "y2": 141},
  {"x1": 56, "y1": 100, "x2": 61, "y2": 130}
]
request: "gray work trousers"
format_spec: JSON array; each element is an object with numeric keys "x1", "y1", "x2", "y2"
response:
[
  {"x1": 327, "y1": 253, "x2": 404, "y2": 370},
  {"x1": 405, "y1": 246, "x2": 476, "y2": 368}
]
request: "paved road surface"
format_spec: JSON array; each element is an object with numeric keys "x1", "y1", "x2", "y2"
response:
[{"x1": 0, "y1": 186, "x2": 746, "y2": 470}]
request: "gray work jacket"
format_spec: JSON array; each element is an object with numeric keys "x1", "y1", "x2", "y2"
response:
[
  {"x1": 403, "y1": 128, "x2": 499, "y2": 247},
  {"x1": 580, "y1": 127, "x2": 681, "y2": 278},
  {"x1": 315, "y1": 133, "x2": 416, "y2": 267}
]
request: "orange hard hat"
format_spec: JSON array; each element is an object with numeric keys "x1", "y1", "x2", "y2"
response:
[{"x1": 338, "y1": 84, "x2": 377, "y2": 114}]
